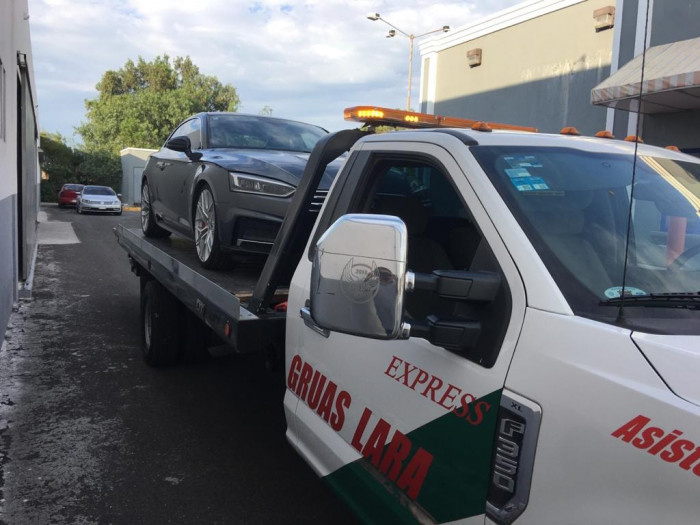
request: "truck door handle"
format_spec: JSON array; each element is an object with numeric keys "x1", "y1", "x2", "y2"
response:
[
  {"x1": 156, "y1": 161, "x2": 172, "y2": 171},
  {"x1": 300, "y1": 307, "x2": 329, "y2": 338}
]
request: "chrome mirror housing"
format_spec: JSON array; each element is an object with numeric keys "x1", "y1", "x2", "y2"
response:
[{"x1": 311, "y1": 214, "x2": 409, "y2": 339}]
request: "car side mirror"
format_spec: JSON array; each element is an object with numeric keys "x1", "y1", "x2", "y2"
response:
[
  {"x1": 309, "y1": 214, "x2": 410, "y2": 339},
  {"x1": 165, "y1": 136, "x2": 202, "y2": 161},
  {"x1": 117, "y1": 193, "x2": 122, "y2": 199}
]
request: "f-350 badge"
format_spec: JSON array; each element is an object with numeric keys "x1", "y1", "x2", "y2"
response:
[{"x1": 341, "y1": 258, "x2": 380, "y2": 303}]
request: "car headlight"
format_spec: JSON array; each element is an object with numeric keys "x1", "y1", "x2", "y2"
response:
[{"x1": 229, "y1": 172, "x2": 295, "y2": 198}]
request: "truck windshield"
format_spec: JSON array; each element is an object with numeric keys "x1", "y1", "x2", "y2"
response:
[{"x1": 472, "y1": 146, "x2": 700, "y2": 335}]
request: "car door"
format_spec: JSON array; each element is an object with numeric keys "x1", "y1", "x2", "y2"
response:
[
  {"x1": 285, "y1": 139, "x2": 527, "y2": 523},
  {"x1": 152, "y1": 117, "x2": 202, "y2": 235}
]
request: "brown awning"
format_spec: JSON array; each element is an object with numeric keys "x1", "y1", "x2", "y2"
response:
[{"x1": 591, "y1": 36, "x2": 700, "y2": 114}]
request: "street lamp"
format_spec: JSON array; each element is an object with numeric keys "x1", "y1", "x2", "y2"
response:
[{"x1": 367, "y1": 13, "x2": 450, "y2": 111}]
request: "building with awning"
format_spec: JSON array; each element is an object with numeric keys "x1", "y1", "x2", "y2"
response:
[
  {"x1": 591, "y1": 1, "x2": 700, "y2": 154},
  {"x1": 591, "y1": 37, "x2": 700, "y2": 114}
]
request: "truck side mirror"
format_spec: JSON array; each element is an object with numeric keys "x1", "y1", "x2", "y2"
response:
[{"x1": 310, "y1": 214, "x2": 410, "y2": 339}]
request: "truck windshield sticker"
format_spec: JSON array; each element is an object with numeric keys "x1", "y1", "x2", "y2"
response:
[
  {"x1": 604, "y1": 286, "x2": 647, "y2": 298},
  {"x1": 612, "y1": 415, "x2": 700, "y2": 477},
  {"x1": 505, "y1": 167, "x2": 531, "y2": 178},
  {"x1": 384, "y1": 355, "x2": 491, "y2": 426},
  {"x1": 510, "y1": 176, "x2": 550, "y2": 192},
  {"x1": 504, "y1": 155, "x2": 543, "y2": 168}
]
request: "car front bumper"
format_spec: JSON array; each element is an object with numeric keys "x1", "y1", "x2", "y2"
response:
[{"x1": 80, "y1": 204, "x2": 122, "y2": 212}]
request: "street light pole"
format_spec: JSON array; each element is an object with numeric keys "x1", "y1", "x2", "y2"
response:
[{"x1": 367, "y1": 13, "x2": 450, "y2": 111}]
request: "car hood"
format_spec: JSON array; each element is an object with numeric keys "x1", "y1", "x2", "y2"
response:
[
  {"x1": 632, "y1": 332, "x2": 700, "y2": 407},
  {"x1": 202, "y1": 149, "x2": 343, "y2": 189}
]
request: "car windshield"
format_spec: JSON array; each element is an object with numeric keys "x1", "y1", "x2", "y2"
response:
[
  {"x1": 84, "y1": 186, "x2": 115, "y2": 196},
  {"x1": 472, "y1": 146, "x2": 700, "y2": 335},
  {"x1": 207, "y1": 114, "x2": 327, "y2": 153},
  {"x1": 64, "y1": 184, "x2": 83, "y2": 191}
]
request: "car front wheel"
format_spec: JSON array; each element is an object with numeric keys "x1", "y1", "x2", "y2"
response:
[{"x1": 194, "y1": 185, "x2": 228, "y2": 269}]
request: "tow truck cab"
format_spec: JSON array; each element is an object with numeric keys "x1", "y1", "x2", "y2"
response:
[{"x1": 284, "y1": 108, "x2": 700, "y2": 523}]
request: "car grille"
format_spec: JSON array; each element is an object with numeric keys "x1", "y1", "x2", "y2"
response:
[{"x1": 309, "y1": 190, "x2": 328, "y2": 213}]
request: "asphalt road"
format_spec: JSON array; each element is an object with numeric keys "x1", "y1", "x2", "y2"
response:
[{"x1": 0, "y1": 204, "x2": 358, "y2": 524}]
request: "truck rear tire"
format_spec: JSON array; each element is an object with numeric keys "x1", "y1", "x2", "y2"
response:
[{"x1": 141, "y1": 280, "x2": 180, "y2": 366}]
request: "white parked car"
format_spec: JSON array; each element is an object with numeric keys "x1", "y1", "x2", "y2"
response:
[{"x1": 77, "y1": 185, "x2": 122, "y2": 215}]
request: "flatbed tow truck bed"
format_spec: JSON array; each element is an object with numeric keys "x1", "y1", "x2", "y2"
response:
[{"x1": 115, "y1": 225, "x2": 287, "y2": 354}]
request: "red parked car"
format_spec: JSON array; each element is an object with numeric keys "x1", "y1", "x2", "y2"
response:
[{"x1": 57, "y1": 184, "x2": 84, "y2": 207}]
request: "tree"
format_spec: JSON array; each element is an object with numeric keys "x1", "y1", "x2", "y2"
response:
[
  {"x1": 77, "y1": 55, "x2": 240, "y2": 154},
  {"x1": 39, "y1": 132, "x2": 123, "y2": 202}
]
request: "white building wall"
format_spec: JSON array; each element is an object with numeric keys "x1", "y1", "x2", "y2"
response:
[{"x1": 0, "y1": 0, "x2": 40, "y2": 336}]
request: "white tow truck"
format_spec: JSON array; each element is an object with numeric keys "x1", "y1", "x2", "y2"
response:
[{"x1": 117, "y1": 106, "x2": 700, "y2": 524}]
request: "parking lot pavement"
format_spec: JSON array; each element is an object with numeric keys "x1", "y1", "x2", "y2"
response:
[{"x1": 0, "y1": 204, "x2": 358, "y2": 524}]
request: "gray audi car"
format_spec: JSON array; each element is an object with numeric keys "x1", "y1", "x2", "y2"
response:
[{"x1": 140, "y1": 112, "x2": 343, "y2": 268}]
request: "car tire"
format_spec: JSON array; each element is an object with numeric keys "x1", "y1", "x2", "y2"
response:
[
  {"x1": 141, "y1": 280, "x2": 180, "y2": 366},
  {"x1": 193, "y1": 185, "x2": 228, "y2": 269},
  {"x1": 141, "y1": 180, "x2": 171, "y2": 238}
]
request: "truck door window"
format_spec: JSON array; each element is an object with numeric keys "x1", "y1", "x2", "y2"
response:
[{"x1": 348, "y1": 156, "x2": 511, "y2": 367}]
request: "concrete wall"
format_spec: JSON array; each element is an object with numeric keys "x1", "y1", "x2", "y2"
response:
[
  {"x1": 120, "y1": 148, "x2": 157, "y2": 205},
  {"x1": 0, "y1": 0, "x2": 39, "y2": 336},
  {"x1": 420, "y1": 0, "x2": 615, "y2": 134}
]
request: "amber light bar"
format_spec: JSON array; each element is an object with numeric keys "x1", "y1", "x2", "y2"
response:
[{"x1": 344, "y1": 106, "x2": 537, "y2": 132}]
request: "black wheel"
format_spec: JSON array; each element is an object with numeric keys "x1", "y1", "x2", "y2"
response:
[
  {"x1": 141, "y1": 180, "x2": 170, "y2": 238},
  {"x1": 180, "y1": 309, "x2": 210, "y2": 364},
  {"x1": 141, "y1": 280, "x2": 180, "y2": 366},
  {"x1": 193, "y1": 185, "x2": 228, "y2": 269}
]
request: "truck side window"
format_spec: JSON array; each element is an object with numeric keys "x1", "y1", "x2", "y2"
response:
[{"x1": 351, "y1": 156, "x2": 511, "y2": 367}]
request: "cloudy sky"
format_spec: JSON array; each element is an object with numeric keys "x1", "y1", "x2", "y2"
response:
[{"x1": 27, "y1": 0, "x2": 523, "y2": 144}]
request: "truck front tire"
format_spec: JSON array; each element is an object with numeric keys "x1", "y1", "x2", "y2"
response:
[{"x1": 141, "y1": 280, "x2": 180, "y2": 366}]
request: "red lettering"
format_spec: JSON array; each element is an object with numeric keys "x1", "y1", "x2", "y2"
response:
[
  {"x1": 437, "y1": 384, "x2": 462, "y2": 410},
  {"x1": 384, "y1": 356, "x2": 402, "y2": 378},
  {"x1": 466, "y1": 401, "x2": 491, "y2": 426},
  {"x1": 679, "y1": 447, "x2": 700, "y2": 470},
  {"x1": 362, "y1": 418, "x2": 391, "y2": 468},
  {"x1": 397, "y1": 362, "x2": 418, "y2": 387},
  {"x1": 452, "y1": 392, "x2": 476, "y2": 419},
  {"x1": 330, "y1": 390, "x2": 352, "y2": 431},
  {"x1": 396, "y1": 448, "x2": 434, "y2": 500},
  {"x1": 660, "y1": 439, "x2": 695, "y2": 463},
  {"x1": 611, "y1": 415, "x2": 651, "y2": 443},
  {"x1": 307, "y1": 370, "x2": 326, "y2": 410},
  {"x1": 421, "y1": 376, "x2": 444, "y2": 402},
  {"x1": 647, "y1": 429, "x2": 683, "y2": 455},
  {"x1": 632, "y1": 426, "x2": 664, "y2": 450},
  {"x1": 408, "y1": 369, "x2": 429, "y2": 390},
  {"x1": 379, "y1": 430, "x2": 412, "y2": 482},
  {"x1": 287, "y1": 354, "x2": 302, "y2": 390},
  {"x1": 296, "y1": 362, "x2": 313, "y2": 401},
  {"x1": 316, "y1": 381, "x2": 338, "y2": 424},
  {"x1": 351, "y1": 407, "x2": 372, "y2": 452}
]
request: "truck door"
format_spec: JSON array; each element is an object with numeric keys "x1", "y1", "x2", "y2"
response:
[{"x1": 285, "y1": 140, "x2": 527, "y2": 523}]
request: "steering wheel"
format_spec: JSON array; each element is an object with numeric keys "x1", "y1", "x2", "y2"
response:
[{"x1": 669, "y1": 243, "x2": 700, "y2": 270}]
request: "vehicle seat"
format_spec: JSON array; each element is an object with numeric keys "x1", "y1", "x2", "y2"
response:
[{"x1": 528, "y1": 191, "x2": 613, "y2": 294}]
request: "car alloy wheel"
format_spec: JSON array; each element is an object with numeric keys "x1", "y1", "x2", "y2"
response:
[
  {"x1": 140, "y1": 181, "x2": 170, "y2": 238},
  {"x1": 141, "y1": 183, "x2": 151, "y2": 231},
  {"x1": 193, "y1": 185, "x2": 227, "y2": 269},
  {"x1": 195, "y1": 187, "x2": 216, "y2": 262}
]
